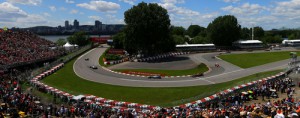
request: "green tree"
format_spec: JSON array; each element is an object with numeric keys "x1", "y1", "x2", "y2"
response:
[
  {"x1": 288, "y1": 33, "x2": 297, "y2": 40},
  {"x1": 124, "y1": 2, "x2": 175, "y2": 55},
  {"x1": 187, "y1": 25, "x2": 205, "y2": 38},
  {"x1": 253, "y1": 26, "x2": 265, "y2": 40},
  {"x1": 172, "y1": 35, "x2": 185, "y2": 44},
  {"x1": 207, "y1": 15, "x2": 241, "y2": 47},
  {"x1": 112, "y1": 31, "x2": 125, "y2": 49},
  {"x1": 240, "y1": 27, "x2": 250, "y2": 40},
  {"x1": 189, "y1": 36, "x2": 210, "y2": 44},
  {"x1": 67, "y1": 31, "x2": 89, "y2": 46},
  {"x1": 170, "y1": 26, "x2": 186, "y2": 36},
  {"x1": 262, "y1": 35, "x2": 282, "y2": 44},
  {"x1": 56, "y1": 38, "x2": 66, "y2": 46}
]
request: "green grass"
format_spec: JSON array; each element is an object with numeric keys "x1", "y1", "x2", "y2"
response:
[
  {"x1": 21, "y1": 82, "x2": 64, "y2": 105},
  {"x1": 99, "y1": 47, "x2": 111, "y2": 67},
  {"x1": 41, "y1": 56, "x2": 283, "y2": 107},
  {"x1": 219, "y1": 51, "x2": 300, "y2": 68},
  {"x1": 113, "y1": 64, "x2": 208, "y2": 76}
]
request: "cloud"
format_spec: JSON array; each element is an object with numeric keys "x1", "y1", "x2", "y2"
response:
[
  {"x1": 0, "y1": 2, "x2": 52, "y2": 28},
  {"x1": 223, "y1": 0, "x2": 240, "y2": 3},
  {"x1": 69, "y1": 9, "x2": 78, "y2": 14},
  {"x1": 43, "y1": 12, "x2": 51, "y2": 17},
  {"x1": 222, "y1": 3, "x2": 268, "y2": 16},
  {"x1": 65, "y1": 0, "x2": 74, "y2": 4},
  {"x1": 16, "y1": 14, "x2": 47, "y2": 24},
  {"x1": 77, "y1": 0, "x2": 120, "y2": 13},
  {"x1": 237, "y1": 15, "x2": 281, "y2": 29},
  {"x1": 6, "y1": 0, "x2": 42, "y2": 5},
  {"x1": 105, "y1": 14, "x2": 124, "y2": 24},
  {"x1": 88, "y1": 16, "x2": 102, "y2": 20},
  {"x1": 159, "y1": 2, "x2": 199, "y2": 16},
  {"x1": 161, "y1": 0, "x2": 185, "y2": 4},
  {"x1": 49, "y1": 6, "x2": 56, "y2": 12},
  {"x1": 0, "y1": 2, "x2": 27, "y2": 22},
  {"x1": 272, "y1": 0, "x2": 300, "y2": 17},
  {"x1": 119, "y1": 0, "x2": 136, "y2": 5},
  {"x1": 155, "y1": 0, "x2": 218, "y2": 28},
  {"x1": 59, "y1": 7, "x2": 67, "y2": 11}
]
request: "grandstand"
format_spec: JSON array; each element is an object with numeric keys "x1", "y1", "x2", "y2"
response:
[
  {"x1": 232, "y1": 40, "x2": 264, "y2": 49},
  {"x1": 282, "y1": 39, "x2": 300, "y2": 47},
  {"x1": 0, "y1": 31, "x2": 63, "y2": 69},
  {"x1": 176, "y1": 44, "x2": 216, "y2": 51}
]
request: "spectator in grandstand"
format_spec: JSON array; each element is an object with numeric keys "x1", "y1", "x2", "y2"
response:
[
  {"x1": 1, "y1": 67, "x2": 300, "y2": 117},
  {"x1": 0, "y1": 31, "x2": 62, "y2": 66}
]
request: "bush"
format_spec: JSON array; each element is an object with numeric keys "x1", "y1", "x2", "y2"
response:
[{"x1": 105, "y1": 54, "x2": 122, "y2": 61}]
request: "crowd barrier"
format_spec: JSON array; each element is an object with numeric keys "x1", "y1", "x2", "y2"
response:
[
  {"x1": 104, "y1": 58, "x2": 128, "y2": 65},
  {"x1": 29, "y1": 63, "x2": 287, "y2": 111},
  {"x1": 103, "y1": 52, "x2": 191, "y2": 65}
]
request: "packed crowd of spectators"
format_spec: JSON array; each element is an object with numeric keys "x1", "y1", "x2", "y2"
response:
[
  {"x1": 0, "y1": 31, "x2": 62, "y2": 66},
  {"x1": 0, "y1": 69, "x2": 299, "y2": 117}
]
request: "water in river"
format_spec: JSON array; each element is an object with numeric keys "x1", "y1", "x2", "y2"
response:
[{"x1": 39, "y1": 35, "x2": 101, "y2": 42}]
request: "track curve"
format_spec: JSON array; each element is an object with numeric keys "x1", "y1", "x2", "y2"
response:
[{"x1": 73, "y1": 46, "x2": 289, "y2": 87}]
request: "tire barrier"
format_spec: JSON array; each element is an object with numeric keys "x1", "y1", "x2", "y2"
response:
[
  {"x1": 104, "y1": 58, "x2": 127, "y2": 65},
  {"x1": 30, "y1": 63, "x2": 287, "y2": 111},
  {"x1": 135, "y1": 52, "x2": 190, "y2": 62}
]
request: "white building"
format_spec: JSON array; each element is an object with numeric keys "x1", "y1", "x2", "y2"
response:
[{"x1": 233, "y1": 40, "x2": 263, "y2": 49}]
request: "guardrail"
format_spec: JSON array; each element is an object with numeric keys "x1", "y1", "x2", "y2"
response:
[{"x1": 29, "y1": 45, "x2": 92, "y2": 80}]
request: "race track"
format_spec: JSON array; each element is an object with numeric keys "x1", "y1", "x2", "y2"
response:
[{"x1": 73, "y1": 46, "x2": 290, "y2": 87}]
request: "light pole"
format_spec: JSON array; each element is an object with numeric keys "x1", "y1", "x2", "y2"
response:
[{"x1": 252, "y1": 26, "x2": 254, "y2": 40}]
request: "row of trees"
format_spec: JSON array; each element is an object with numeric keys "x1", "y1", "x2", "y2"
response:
[
  {"x1": 56, "y1": 31, "x2": 90, "y2": 47},
  {"x1": 113, "y1": 2, "x2": 246, "y2": 55},
  {"x1": 53, "y1": 2, "x2": 300, "y2": 56},
  {"x1": 110, "y1": 2, "x2": 300, "y2": 56}
]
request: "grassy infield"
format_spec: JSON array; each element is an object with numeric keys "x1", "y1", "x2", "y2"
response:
[
  {"x1": 113, "y1": 64, "x2": 208, "y2": 76},
  {"x1": 39, "y1": 51, "x2": 294, "y2": 107},
  {"x1": 219, "y1": 51, "x2": 300, "y2": 68}
]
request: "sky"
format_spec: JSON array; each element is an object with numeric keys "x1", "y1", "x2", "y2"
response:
[{"x1": 1, "y1": 0, "x2": 300, "y2": 30}]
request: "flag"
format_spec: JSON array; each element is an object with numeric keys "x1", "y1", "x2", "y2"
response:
[{"x1": 3, "y1": 27, "x2": 8, "y2": 31}]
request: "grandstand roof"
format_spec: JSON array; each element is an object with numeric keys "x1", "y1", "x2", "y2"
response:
[
  {"x1": 233, "y1": 40, "x2": 262, "y2": 44},
  {"x1": 282, "y1": 39, "x2": 300, "y2": 44},
  {"x1": 176, "y1": 44, "x2": 215, "y2": 47}
]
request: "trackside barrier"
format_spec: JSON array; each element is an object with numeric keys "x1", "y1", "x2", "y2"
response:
[
  {"x1": 104, "y1": 52, "x2": 190, "y2": 65},
  {"x1": 30, "y1": 63, "x2": 288, "y2": 110}
]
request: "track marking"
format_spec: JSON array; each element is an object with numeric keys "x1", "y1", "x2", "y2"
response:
[{"x1": 201, "y1": 79, "x2": 216, "y2": 84}]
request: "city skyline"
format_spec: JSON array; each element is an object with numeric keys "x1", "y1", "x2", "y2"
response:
[{"x1": 1, "y1": 0, "x2": 300, "y2": 30}]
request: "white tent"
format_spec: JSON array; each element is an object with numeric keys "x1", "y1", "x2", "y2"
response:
[
  {"x1": 72, "y1": 95, "x2": 85, "y2": 100},
  {"x1": 63, "y1": 42, "x2": 78, "y2": 48}
]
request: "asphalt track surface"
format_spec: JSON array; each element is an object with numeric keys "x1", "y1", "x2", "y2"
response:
[{"x1": 73, "y1": 46, "x2": 292, "y2": 87}]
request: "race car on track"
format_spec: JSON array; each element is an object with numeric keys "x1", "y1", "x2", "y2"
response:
[
  {"x1": 89, "y1": 65, "x2": 98, "y2": 69},
  {"x1": 148, "y1": 75, "x2": 162, "y2": 79}
]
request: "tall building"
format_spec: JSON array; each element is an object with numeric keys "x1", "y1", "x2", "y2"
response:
[
  {"x1": 102, "y1": 24, "x2": 106, "y2": 31},
  {"x1": 74, "y1": 19, "x2": 79, "y2": 29},
  {"x1": 65, "y1": 20, "x2": 69, "y2": 29},
  {"x1": 95, "y1": 20, "x2": 102, "y2": 30}
]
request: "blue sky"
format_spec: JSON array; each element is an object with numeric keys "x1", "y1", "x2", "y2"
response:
[{"x1": 1, "y1": 0, "x2": 300, "y2": 30}]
